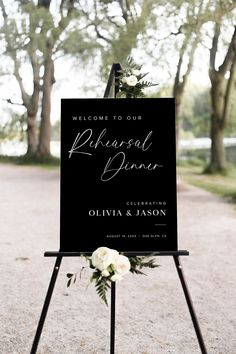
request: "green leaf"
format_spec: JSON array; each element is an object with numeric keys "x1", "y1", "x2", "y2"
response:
[
  {"x1": 130, "y1": 269, "x2": 147, "y2": 275},
  {"x1": 79, "y1": 266, "x2": 85, "y2": 279},
  {"x1": 95, "y1": 277, "x2": 111, "y2": 306},
  {"x1": 116, "y1": 92, "x2": 126, "y2": 98},
  {"x1": 66, "y1": 272, "x2": 78, "y2": 288},
  {"x1": 129, "y1": 255, "x2": 160, "y2": 275},
  {"x1": 66, "y1": 273, "x2": 73, "y2": 278}
]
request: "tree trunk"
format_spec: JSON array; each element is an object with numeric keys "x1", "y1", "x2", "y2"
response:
[
  {"x1": 26, "y1": 114, "x2": 38, "y2": 154},
  {"x1": 26, "y1": 83, "x2": 40, "y2": 155},
  {"x1": 208, "y1": 71, "x2": 226, "y2": 172},
  {"x1": 208, "y1": 25, "x2": 236, "y2": 173},
  {"x1": 173, "y1": 88, "x2": 184, "y2": 155},
  {"x1": 210, "y1": 114, "x2": 225, "y2": 171},
  {"x1": 37, "y1": 49, "x2": 54, "y2": 158}
]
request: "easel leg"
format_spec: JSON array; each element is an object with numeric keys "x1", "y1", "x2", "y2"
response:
[
  {"x1": 30, "y1": 256, "x2": 62, "y2": 354},
  {"x1": 173, "y1": 256, "x2": 208, "y2": 354},
  {"x1": 110, "y1": 281, "x2": 116, "y2": 354}
]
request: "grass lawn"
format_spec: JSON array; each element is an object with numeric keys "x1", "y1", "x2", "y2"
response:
[
  {"x1": 0, "y1": 155, "x2": 59, "y2": 169},
  {"x1": 177, "y1": 163, "x2": 236, "y2": 208}
]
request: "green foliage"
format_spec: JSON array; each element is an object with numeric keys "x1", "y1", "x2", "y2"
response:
[
  {"x1": 0, "y1": 110, "x2": 26, "y2": 141},
  {"x1": 67, "y1": 264, "x2": 113, "y2": 306},
  {"x1": 51, "y1": 120, "x2": 60, "y2": 141},
  {"x1": 155, "y1": 81, "x2": 236, "y2": 139},
  {"x1": 175, "y1": 83, "x2": 210, "y2": 137},
  {"x1": 226, "y1": 91, "x2": 236, "y2": 137},
  {"x1": 93, "y1": 273, "x2": 111, "y2": 306},
  {"x1": 129, "y1": 256, "x2": 160, "y2": 275},
  {"x1": 154, "y1": 83, "x2": 211, "y2": 138},
  {"x1": 178, "y1": 164, "x2": 236, "y2": 206},
  {"x1": 66, "y1": 272, "x2": 77, "y2": 288},
  {"x1": 101, "y1": 0, "x2": 157, "y2": 77},
  {"x1": 204, "y1": 163, "x2": 229, "y2": 176},
  {"x1": 177, "y1": 157, "x2": 205, "y2": 167},
  {"x1": 0, "y1": 154, "x2": 60, "y2": 167},
  {"x1": 99, "y1": 0, "x2": 113, "y2": 3},
  {"x1": 181, "y1": 83, "x2": 236, "y2": 138}
]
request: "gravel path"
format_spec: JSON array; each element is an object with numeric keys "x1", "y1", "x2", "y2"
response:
[{"x1": 0, "y1": 163, "x2": 236, "y2": 354}]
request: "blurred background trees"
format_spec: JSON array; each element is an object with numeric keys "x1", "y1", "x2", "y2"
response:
[
  {"x1": 0, "y1": 0, "x2": 235, "y2": 171},
  {"x1": 0, "y1": 0, "x2": 99, "y2": 158}
]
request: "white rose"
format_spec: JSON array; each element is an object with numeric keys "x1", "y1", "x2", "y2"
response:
[
  {"x1": 126, "y1": 75, "x2": 138, "y2": 87},
  {"x1": 91, "y1": 247, "x2": 118, "y2": 271},
  {"x1": 121, "y1": 76, "x2": 127, "y2": 83},
  {"x1": 132, "y1": 69, "x2": 141, "y2": 76},
  {"x1": 111, "y1": 273, "x2": 123, "y2": 282},
  {"x1": 113, "y1": 255, "x2": 130, "y2": 276},
  {"x1": 101, "y1": 269, "x2": 110, "y2": 277}
]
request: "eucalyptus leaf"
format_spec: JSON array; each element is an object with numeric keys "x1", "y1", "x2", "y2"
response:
[{"x1": 116, "y1": 92, "x2": 126, "y2": 98}]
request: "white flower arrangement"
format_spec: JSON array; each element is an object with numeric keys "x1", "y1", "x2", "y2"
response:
[
  {"x1": 91, "y1": 247, "x2": 119, "y2": 272},
  {"x1": 125, "y1": 75, "x2": 138, "y2": 87},
  {"x1": 116, "y1": 57, "x2": 158, "y2": 98},
  {"x1": 67, "y1": 247, "x2": 159, "y2": 305}
]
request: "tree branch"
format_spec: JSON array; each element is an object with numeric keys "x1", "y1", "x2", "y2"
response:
[
  {"x1": 173, "y1": 32, "x2": 191, "y2": 93},
  {"x1": 173, "y1": 0, "x2": 205, "y2": 100},
  {"x1": 29, "y1": 51, "x2": 41, "y2": 113},
  {"x1": 94, "y1": 24, "x2": 112, "y2": 44},
  {"x1": 0, "y1": 0, "x2": 7, "y2": 18},
  {"x1": 0, "y1": 0, "x2": 30, "y2": 107},
  {"x1": 125, "y1": 0, "x2": 135, "y2": 23},
  {"x1": 2, "y1": 98, "x2": 24, "y2": 106},
  {"x1": 218, "y1": 26, "x2": 236, "y2": 76},
  {"x1": 118, "y1": 0, "x2": 128, "y2": 23},
  {"x1": 94, "y1": 0, "x2": 112, "y2": 44},
  {"x1": 222, "y1": 52, "x2": 236, "y2": 127},
  {"x1": 51, "y1": 0, "x2": 76, "y2": 46},
  {"x1": 107, "y1": 16, "x2": 122, "y2": 28},
  {"x1": 209, "y1": 22, "x2": 221, "y2": 73},
  {"x1": 59, "y1": 0, "x2": 66, "y2": 13},
  {"x1": 182, "y1": 33, "x2": 200, "y2": 88},
  {"x1": 181, "y1": 1, "x2": 204, "y2": 88},
  {"x1": 13, "y1": 61, "x2": 31, "y2": 108}
]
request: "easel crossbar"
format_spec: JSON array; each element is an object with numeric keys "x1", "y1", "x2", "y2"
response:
[{"x1": 44, "y1": 250, "x2": 189, "y2": 257}]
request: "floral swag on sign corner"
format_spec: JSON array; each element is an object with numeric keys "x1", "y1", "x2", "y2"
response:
[{"x1": 67, "y1": 58, "x2": 159, "y2": 305}]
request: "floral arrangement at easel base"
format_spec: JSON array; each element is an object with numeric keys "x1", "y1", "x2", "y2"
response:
[
  {"x1": 116, "y1": 57, "x2": 158, "y2": 98},
  {"x1": 67, "y1": 247, "x2": 159, "y2": 305}
]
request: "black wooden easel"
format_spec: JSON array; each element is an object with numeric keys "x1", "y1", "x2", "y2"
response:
[{"x1": 30, "y1": 64, "x2": 208, "y2": 354}]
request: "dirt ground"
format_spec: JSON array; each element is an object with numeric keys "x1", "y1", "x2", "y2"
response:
[{"x1": 0, "y1": 163, "x2": 236, "y2": 354}]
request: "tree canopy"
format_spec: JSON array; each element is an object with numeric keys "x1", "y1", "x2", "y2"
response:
[{"x1": 0, "y1": 0, "x2": 235, "y2": 170}]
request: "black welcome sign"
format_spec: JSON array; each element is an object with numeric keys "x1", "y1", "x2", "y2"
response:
[{"x1": 60, "y1": 98, "x2": 177, "y2": 254}]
